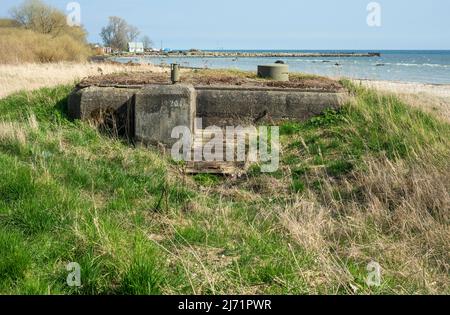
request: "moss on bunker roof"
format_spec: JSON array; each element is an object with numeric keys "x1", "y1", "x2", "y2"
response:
[{"x1": 77, "y1": 68, "x2": 344, "y2": 92}]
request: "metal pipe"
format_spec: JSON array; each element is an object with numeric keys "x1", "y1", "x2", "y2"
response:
[{"x1": 171, "y1": 63, "x2": 180, "y2": 84}]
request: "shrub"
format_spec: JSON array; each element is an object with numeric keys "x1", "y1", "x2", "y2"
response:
[{"x1": 0, "y1": 28, "x2": 93, "y2": 64}]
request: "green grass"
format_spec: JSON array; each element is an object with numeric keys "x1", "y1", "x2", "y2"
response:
[
  {"x1": 0, "y1": 86, "x2": 315, "y2": 294},
  {"x1": 275, "y1": 80, "x2": 449, "y2": 185},
  {"x1": 0, "y1": 82, "x2": 448, "y2": 294}
]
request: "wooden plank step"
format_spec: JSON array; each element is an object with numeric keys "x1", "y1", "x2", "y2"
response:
[
  {"x1": 194, "y1": 129, "x2": 258, "y2": 144},
  {"x1": 184, "y1": 161, "x2": 248, "y2": 175},
  {"x1": 183, "y1": 129, "x2": 256, "y2": 175}
]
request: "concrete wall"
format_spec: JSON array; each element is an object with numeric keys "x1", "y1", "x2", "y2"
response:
[
  {"x1": 68, "y1": 84, "x2": 348, "y2": 145},
  {"x1": 68, "y1": 86, "x2": 138, "y2": 120},
  {"x1": 196, "y1": 87, "x2": 346, "y2": 127},
  {"x1": 68, "y1": 86, "x2": 139, "y2": 138},
  {"x1": 135, "y1": 85, "x2": 196, "y2": 146}
]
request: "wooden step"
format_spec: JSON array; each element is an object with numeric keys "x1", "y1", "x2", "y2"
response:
[
  {"x1": 184, "y1": 161, "x2": 248, "y2": 175},
  {"x1": 184, "y1": 129, "x2": 254, "y2": 175}
]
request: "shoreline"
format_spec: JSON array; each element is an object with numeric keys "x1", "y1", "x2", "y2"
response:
[
  {"x1": 1, "y1": 62, "x2": 448, "y2": 121},
  {"x1": 352, "y1": 78, "x2": 450, "y2": 121},
  {"x1": 113, "y1": 51, "x2": 382, "y2": 58},
  {"x1": 109, "y1": 57, "x2": 450, "y2": 86},
  {"x1": 354, "y1": 77, "x2": 450, "y2": 88}
]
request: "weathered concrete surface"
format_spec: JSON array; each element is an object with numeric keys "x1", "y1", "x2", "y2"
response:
[
  {"x1": 68, "y1": 86, "x2": 140, "y2": 138},
  {"x1": 68, "y1": 86, "x2": 138, "y2": 120},
  {"x1": 134, "y1": 84, "x2": 196, "y2": 145},
  {"x1": 257, "y1": 64, "x2": 289, "y2": 81},
  {"x1": 196, "y1": 87, "x2": 348, "y2": 127},
  {"x1": 68, "y1": 84, "x2": 348, "y2": 145}
]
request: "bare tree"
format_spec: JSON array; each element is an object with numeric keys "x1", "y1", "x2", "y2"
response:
[
  {"x1": 10, "y1": 0, "x2": 66, "y2": 36},
  {"x1": 127, "y1": 25, "x2": 140, "y2": 43},
  {"x1": 100, "y1": 16, "x2": 140, "y2": 51},
  {"x1": 141, "y1": 35, "x2": 154, "y2": 50},
  {"x1": 100, "y1": 16, "x2": 128, "y2": 51}
]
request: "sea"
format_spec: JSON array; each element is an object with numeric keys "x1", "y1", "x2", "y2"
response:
[{"x1": 113, "y1": 50, "x2": 450, "y2": 84}]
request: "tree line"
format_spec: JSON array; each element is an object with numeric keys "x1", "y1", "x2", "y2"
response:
[
  {"x1": 9, "y1": 0, "x2": 87, "y2": 43},
  {"x1": 1, "y1": 0, "x2": 92, "y2": 63},
  {"x1": 8, "y1": 0, "x2": 154, "y2": 53},
  {"x1": 100, "y1": 16, "x2": 154, "y2": 51}
]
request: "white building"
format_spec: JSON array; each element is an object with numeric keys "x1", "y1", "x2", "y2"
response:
[{"x1": 128, "y1": 42, "x2": 144, "y2": 53}]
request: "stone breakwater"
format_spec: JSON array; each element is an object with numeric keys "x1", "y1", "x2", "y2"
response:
[{"x1": 119, "y1": 51, "x2": 381, "y2": 58}]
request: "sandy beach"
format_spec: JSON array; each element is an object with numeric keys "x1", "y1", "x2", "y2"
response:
[{"x1": 353, "y1": 79, "x2": 450, "y2": 121}]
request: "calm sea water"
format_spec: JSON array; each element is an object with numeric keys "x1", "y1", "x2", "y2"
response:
[{"x1": 114, "y1": 50, "x2": 450, "y2": 84}]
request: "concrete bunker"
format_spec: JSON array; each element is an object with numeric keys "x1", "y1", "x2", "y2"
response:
[{"x1": 68, "y1": 68, "x2": 349, "y2": 146}]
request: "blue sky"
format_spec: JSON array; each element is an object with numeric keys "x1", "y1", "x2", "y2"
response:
[{"x1": 1, "y1": 0, "x2": 449, "y2": 49}]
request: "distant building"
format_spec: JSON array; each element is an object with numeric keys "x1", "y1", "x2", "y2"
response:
[
  {"x1": 128, "y1": 42, "x2": 144, "y2": 53},
  {"x1": 102, "y1": 47, "x2": 112, "y2": 54},
  {"x1": 93, "y1": 44, "x2": 112, "y2": 55}
]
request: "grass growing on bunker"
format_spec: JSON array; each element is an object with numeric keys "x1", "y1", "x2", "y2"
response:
[
  {"x1": 0, "y1": 80, "x2": 449, "y2": 294},
  {"x1": 77, "y1": 67, "x2": 343, "y2": 92}
]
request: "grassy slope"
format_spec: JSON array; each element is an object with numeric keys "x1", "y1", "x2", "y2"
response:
[{"x1": 0, "y1": 82, "x2": 448, "y2": 294}]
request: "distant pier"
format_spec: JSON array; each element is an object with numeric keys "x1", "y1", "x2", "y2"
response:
[{"x1": 119, "y1": 51, "x2": 382, "y2": 58}]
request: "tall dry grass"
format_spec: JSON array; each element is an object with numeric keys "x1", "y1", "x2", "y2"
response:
[
  {"x1": 278, "y1": 153, "x2": 449, "y2": 294},
  {"x1": 0, "y1": 121, "x2": 27, "y2": 145},
  {"x1": 0, "y1": 62, "x2": 162, "y2": 99},
  {"x1": 0, "y1": 72, "x2": 447, "y2": 294},
  {"x1": 354, "y1": 79, "x2": 450, "y2": 122},
  {"x1": 0, "y1": 28, "x2": 92, "y2": 64},
  {"x1": 271, "y1": 84, "x2": 450, "y2": 294}
]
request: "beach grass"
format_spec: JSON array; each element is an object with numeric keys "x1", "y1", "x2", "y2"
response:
[
  {"x1": 0, "y1": 81, "x2": 448, "y2": 294},
  {"x1": 0, "y1": 62, "x2": 161, "y2": 100},
  {"x1": 0, "y1": 26, "x2": 92, "y2": 65}
]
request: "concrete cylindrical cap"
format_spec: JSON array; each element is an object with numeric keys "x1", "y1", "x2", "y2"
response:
[{"x1": 257, "y1": 64, "x2": 289, "y2": 81}]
